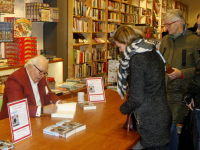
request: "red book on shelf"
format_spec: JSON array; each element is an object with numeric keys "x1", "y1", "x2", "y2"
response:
[
  {"x1": 80, "y1": 52, "x2": 84, "y2": 64},
  {"x1": 103, "y1": 62, "x2": 107, "y2": 72}
]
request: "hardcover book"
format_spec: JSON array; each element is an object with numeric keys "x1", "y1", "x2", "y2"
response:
[
  {"x1": 43, "y1": 125, "x2": 75, "y2": 138},
  {"x1": 56, "y1": 121, "x2": 86, "y2": 133},
  {"x1": 78, "y1": 101, "x2": 96, "y2": 110},
  {"x1": 165, "y1": 64, "x2": 174, "y2": 74}
]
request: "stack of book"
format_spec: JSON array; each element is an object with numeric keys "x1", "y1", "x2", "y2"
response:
[
  {"x1": 0, "y1": 140, "x2": 15, "y2": 150},
  {"x1": 43, "y1": 120, "x2": 86, "y2": 138}
]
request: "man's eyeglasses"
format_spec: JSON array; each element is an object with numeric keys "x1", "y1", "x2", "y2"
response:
[
  {"x1": 34, "y1": 65, "x2": 48, "y2": 76},
  {"x1": 164, "y1": 20, "x2": 179, "y2": 28}
]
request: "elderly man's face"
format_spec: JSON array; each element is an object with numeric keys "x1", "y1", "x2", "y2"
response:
[
  {"x1": 29, "y1": 60, "x2": 48, "y2": 83},
  {"x1": 196, "y1": 17, "x2": 200, "y2": 36},
  {"x1": 164, "y1": 17, "x2": 180, "y2": 35}
]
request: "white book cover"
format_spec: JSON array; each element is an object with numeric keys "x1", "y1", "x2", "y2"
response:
[
  {"x1": 78, "y1": 101, "x2": 96, "y2": 110},
  {"x1": 51, "y1": 102, "x2": 77, "y2": 118},
  {"x1": 56, "y1": 121, "x2": 86, "y2": 133}
]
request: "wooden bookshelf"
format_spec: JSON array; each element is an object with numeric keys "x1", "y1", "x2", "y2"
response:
[{"x1": 67, "y1": 0, "x2": 188, "y2": 80}]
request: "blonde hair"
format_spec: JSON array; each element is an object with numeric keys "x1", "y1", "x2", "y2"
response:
[
  {"x1": 24, "y1": 55, "x2": 48, "y2": 68},
  {"x1": 163, "y1": 9, "x2": 185, "y2": 24},
  {"x1": 113, "y1": 25, "x2": 144, "y2": 46}
]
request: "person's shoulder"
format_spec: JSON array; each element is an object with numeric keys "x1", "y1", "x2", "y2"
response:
[
  {"x1": 8, "y1": 68, "x2": 26, "y2": 80},
  {"x1": 161, "y1": 34, "x2": 169, "y2": 41},
  {"x1": 185, "y1": 30, "x2": 200, "y2": 38},
  {"x1": 130, "y1": 52, "x2": 149, "y2": 64}
]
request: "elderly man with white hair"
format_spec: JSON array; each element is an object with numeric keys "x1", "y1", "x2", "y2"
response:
[
  {"x1": 0, "y1": 55, "x2": 63, "y2": 120},
  {"x1": 160, "y1": 9, "x2": 200, "y2": 150}
]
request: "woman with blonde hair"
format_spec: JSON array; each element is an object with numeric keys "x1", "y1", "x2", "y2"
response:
[{"x1": 114, "y1": 25, "x2": 172, "y2": 150}]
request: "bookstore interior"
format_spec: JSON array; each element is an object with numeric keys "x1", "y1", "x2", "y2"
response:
[{"x1": 0, "y1": 0, "x2": 198, "y2": 149}]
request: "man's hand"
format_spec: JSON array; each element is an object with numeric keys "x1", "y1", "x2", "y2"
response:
[
  {"x1": 167, "y1": 68, "x2": 182, "y2": 80},
  {"x1": 186, "y1": 99, "x2": 195, "y2": 111},
  {"x1": 43, "y1": 104, "x2": 57, "y2": 114}
]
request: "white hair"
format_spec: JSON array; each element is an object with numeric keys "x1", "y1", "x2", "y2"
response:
[
  {"x1": 24, "y1": 55, "x2": 48, "y2": 68},
  {"x1": 163, "y1": 9, "x2": 185, "y2": 25}
]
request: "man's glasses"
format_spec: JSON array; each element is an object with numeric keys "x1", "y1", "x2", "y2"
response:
[
  {"x1": 34, "y1": 65, "x2": 48, "y2": 76},
  {"x1": 163, "y1": 20, "x2": 179, "y2": 28}
]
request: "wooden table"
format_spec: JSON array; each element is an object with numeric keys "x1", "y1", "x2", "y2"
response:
[{"x1": 0, "y1": 89, "x2": 140, "y2": 150}]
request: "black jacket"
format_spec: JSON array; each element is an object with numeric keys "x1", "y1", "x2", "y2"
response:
[
  {"x1": 183, "y1": 57, "x2": 200, "y2": 108},
  {"x1": 120, "y1": 50, "x2": 172, "y2": 147}
]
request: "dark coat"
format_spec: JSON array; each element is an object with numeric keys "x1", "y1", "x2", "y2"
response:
[
  {"x1": 120, "y1": 50, "x2": 172, "y2": 147},
  {"x1": 0, "y1": 68, "x2": 60, "y2": 120},
  {"x1": 183, "y1": 58, "x2": 200, "y2": 109},
  {"x1": 160, "y1": 30, "x2": 200, "y2": 123}
]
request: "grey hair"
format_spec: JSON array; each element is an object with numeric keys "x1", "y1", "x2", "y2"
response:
[
  {"x1": 24, "y1": 55, "x2": 48, "y2": 68},
  {"x1": 163, "y1": 9, "x2": 185, "y2": 24}
]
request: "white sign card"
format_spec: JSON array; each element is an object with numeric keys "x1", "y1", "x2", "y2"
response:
[
  {"x1": 86, "y1": 77, "x2": 106, "y2": 102},
  {"x1": 107, "y1": 60, "x2": 119, "y2": 82},
  {"x1": 7, "y1": 98, "x2": 32, "y2": 143}
]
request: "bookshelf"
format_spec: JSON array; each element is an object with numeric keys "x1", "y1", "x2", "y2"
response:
[{"x1": 67, "y1": 0, "x2": 188, "y2": 79}]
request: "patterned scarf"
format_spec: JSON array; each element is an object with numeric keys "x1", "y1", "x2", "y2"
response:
[{"x1": 117, "y1": 38, "x2": 155, "y2": 99}]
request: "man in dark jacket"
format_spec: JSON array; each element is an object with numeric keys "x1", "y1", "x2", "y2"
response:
[
  {"x1": 160, "y1": 9, "x2": 200, "y2": 150},
  {"x1": 183, "y1": 49, "x2": 200, "y2": 149}
]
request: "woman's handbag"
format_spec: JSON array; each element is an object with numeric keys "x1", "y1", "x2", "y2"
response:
[{"x1": 123, "y1": 111, "x2": 136, "y2": 132}]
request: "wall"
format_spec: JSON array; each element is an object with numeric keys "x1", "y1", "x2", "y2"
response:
[{"x1": 181, "y1": 0, "x2": 200, "y2": 27}]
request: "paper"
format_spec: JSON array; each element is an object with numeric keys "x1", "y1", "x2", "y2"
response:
[
  {"x1": 7, "y1": 98, "x2": 32, "y2": 143},
  {"x1": 107, "y1": 60, "x2": 119, "y2": 82},
  {"x1": 86, "y1": 77, "x2": 106, "y2": 102}
]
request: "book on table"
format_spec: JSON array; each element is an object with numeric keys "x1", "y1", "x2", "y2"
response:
[
  {"x1": 78, "y1": 101, "x2": 96, "y2": 110},
  {"x1": 51, "y1": 102, "x2": 76, "y2": 118},
  {"x1": 43, "y1": 125, "x2": 75, "y2": 138},
  {"x1": 0, "y1": 140, "x2": 15, "y2": 150},
  {"x1": 56, "y1": 120, "x2": 86, "y2": 133}
]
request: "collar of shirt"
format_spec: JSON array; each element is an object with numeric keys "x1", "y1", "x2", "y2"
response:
[{"x1": 26, "y1": 68, "x2": 39, "y2": 86}]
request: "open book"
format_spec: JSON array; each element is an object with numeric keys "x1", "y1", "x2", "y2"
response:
[{"x1": 51, "y1": 102, "x2": 77, "y2": 118}]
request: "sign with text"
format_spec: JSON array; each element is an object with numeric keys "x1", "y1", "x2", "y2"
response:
[
  {"x1": 7, "y1": 98, "x2": 32, "y2": 143},
  {"x1": 86, "y1": 77, "x2": 106, "y2": 102}
]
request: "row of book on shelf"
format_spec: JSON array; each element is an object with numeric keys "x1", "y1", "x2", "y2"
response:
[
  {"x1": 73, "y1": 48, "x2": 106, "y2": 65},
  {"x1": 73, "y1": 18, "x2": 89, "y2": 32},
  {"x1": 92, "y1": 0, "x2": 106, "y2": 8},
  {"x1": 43, "y1": 119, "x2": 86, "y2": 139},
  {"x1": 73, "y1": 0, "x2": 90, "y2": 17},
  {"x1": 0, "y1": 22, "x2": 13, "y2": 42},
  {"x1": 73, "y1": 62, "x2": 106, "y2": 78},
  {"x1": 92, "y1": 9, "x2": 106, "y2": 20},
  {"x1": 92, "y1": 21, "x2": 106, "y2": 32},
  {"x1": 25, "y1": 2, "x2": 59, "y2": 22}
]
